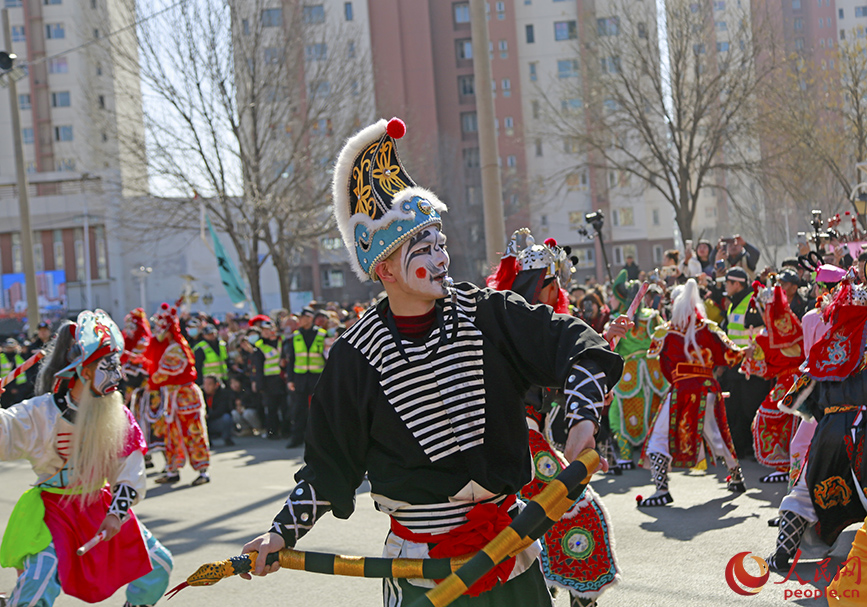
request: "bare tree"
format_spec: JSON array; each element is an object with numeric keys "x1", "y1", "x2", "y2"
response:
[
  {"x1": 100, "y1": 0, "x2": 374, "y2": 310},
  {"x1": 760, "y1": 36, "x2": 867, "y2": 224},
  {"x1": 538, "y1": 0, "x2": 782, "y2": 240}
]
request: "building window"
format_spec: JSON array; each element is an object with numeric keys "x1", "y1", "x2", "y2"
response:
[
  {"x1": 597, "y1": 17, "x2": 619, "y2": 36},
  {"x1": 95, "y1": 62, "x2": 102, "y2": 76},
  {"x1": 22, "y1": 128, "x2": 33, "y2": 144},
  {"x1": 502, "y1": 78, "x2": 511, "y2": 96},
  {"x1": 715, "y1": 20, "x2": 727, "y2": 31},
  {"x1": 347, "y1": 41, "x2": 356, "y2": 58},
  {"x1": 504, "y1": 116, "x2": 514, "y2": 129},
  {"x1": 264, "y1": 47, "x2": 283, "y2": 64},
  {"x1": 857, "y1": 6, "x2": 867, "y2": 16},
  {"x1": 309, "y1": 80, "x2": 331, "y2": 98},
  {"x1": 95, "y1": 226, "x2": 107, "y2": 279},
  {"x1": 717, "y1": 41, "x2": 730, "y2": 51},
  {"x1": 714, "y1": 0, "x2": 725, "y2": 9},
  {"x1": 653, "y1": 245, "x2": 663, "y2": 264},
  {"x1": 102, "y1": 131, "x2": 108, "y2": 142},
  {"x1": 344, "y1": 1, "x2": 353, "y2": 20},
  {"x1": 322, "y1": 268, "x2": 345, "y2": 288},
  {"x1": 45, "y1": 23, "x2": 64, "y2": 38},
  {"x1": 794, "y1": 18, "x2": 803, "y2": 30},
  {"x1": 496, "y1": 1, "x2": 505, "y2": 13},
  {"x1": 56, "y1": 158, "x2": 75, "y2": 171},
  {"x1": 48, "y1": 57, "x2": 68, "y2": 73},
  {"x1": 98, "y1": 95, "x2": 105, "y2": 109},
  {"x1": 561, "y1": 97, "x2": 583, "y2": 111},
  {"x1": 555, "y1": 20, "x2": 578, "y2": 40},
  {"x1": 839, "y1": 7, "x2": 844, "y2": 17},
  {"x1": 535, "y1": 138, "x2": 543, "y2": 156},
  {"x1": 458, "y1": 74, "x2": 475, "y2": 96},
  {"x1": 4, "y1": 0, "x2": 22, "y2": 6},
  {"x1": 795, "y1": 37, "x2": 804, "y2": 49},
  {"x1": 51, "y1": 91, "x2": 70, "y2": 107},
  {"x1": 305, "y1": 43, "x2": 327, "y2": 61},
  {"x1": 454, "y1": 2, "x2": 470, "y2": 23},
  {"x1": 53, "y1": 230, "x2": 64, "y2": 271},
  {"x1": 532, "y1": 99, "x2": 540, "y2": 118},
  {"x1": 302, "y1": 5, "x2": 325, "y2": 23},
  {"x1": 261, "y1": 8, "x2": 282, "y2": 27},
  {"x1": 463, "y1": 147, "x2": 480, "y2": 168},
  {"x1": 44, "y1": 0, "x2": 61, "y2": 4},
  {"x1": 793, "y1": 0, "x2": 801, "y2": 8},
  {"x1": 818, "y1": 17, "x2": 824, "y2": 27},
  {"x1": 54, "y1": 125, "x2": 73, "y2": 141},
  {"x1": 12, "y1": 234, "x2": 22, "y2": 273},
  {"x1": 498, "y1": 39, "x2": 508, "y2": 58},
  {"x1": 612, "y1": 207, "x2": 634, "y2": 226},
  {"x1": 652, "y1": 209, "x2": 660, "y2": 225},
  {"x1": 557, "y1": 59, "x2": 578, "y2": 78},
  {"x1": 638, "y1": 22, "x2": 647, "y2": 38},
  {"x1": 461, "y1": 111, "x2": 478, "y2": 133},
  {"x1": 11, "y1": 25, "x2": 25, "y2": 41},
  {"x1": 529, "y1": 61, "x2": 537, "y2": 81},
  {"x1": 74, "y1": 228, "x2": 85, "y2": 281},
  {"x1": 466, "y1": 185, "x2": 480, "y2": 206},
  {"x1": 18, "y1": 94, "x2": 30, "y2": 110},
  {"x1": 841, "y1": 29, "x2": 846, "y2": 39},
  {"x1": 456, "y1": 38, "x2": 473, "y2": 60},
  {"x1": 601, "y1": 56, "x2": 621, "y2": 73},
  {"x1": 242, "y1": 19, "x2": 250, "y2": 35},
  {"x1": 526, "y1": 24, "x2": 535, "y2": 43}
]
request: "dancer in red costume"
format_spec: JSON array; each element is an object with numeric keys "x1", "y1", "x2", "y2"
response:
[
  {"x1": 122, "y1": 309, "x2": 163, "y2": 464},
  {"x1": 145, "y1": 304, "x2": 210, "y2": 486},
  {"x1": 740, "y1": 281, "x2": 804, "y2": 483},
  {"x1": 639, "y1": 279, "x2": 750, "y2": 507}
]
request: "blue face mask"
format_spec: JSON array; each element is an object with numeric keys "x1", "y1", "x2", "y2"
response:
[{"x1": 188, "y1": 328, "x2": 199, "y2": 338}]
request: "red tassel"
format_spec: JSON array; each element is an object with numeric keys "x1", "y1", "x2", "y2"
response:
[{"x1": 485, "y1": 255, "x2": 518, "y2": 291}]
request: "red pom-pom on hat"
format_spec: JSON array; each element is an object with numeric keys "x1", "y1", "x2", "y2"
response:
[
  {"x1": 386, "y1": 118, "x2": 406, "y2": 139},
  {"x1": 161, "y1": 303, "x2": 169, "y2": 310},
  {"x1": 544, "y1": 238, "x2": 558, "y2": 248},
  {"x1": 635, "y1": 495, "x2": 643, "y2": 502}
]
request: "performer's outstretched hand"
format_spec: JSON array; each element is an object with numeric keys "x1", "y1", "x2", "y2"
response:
[
  {"x1": 565, "y1": 420, "x2": 609, "y2": 473},
  {"x1": 97, "y1": 513, "x2": 122, "y2": 541},
  {"x1": 240, "y1": 532, "x2": 284, "y2": 579}
]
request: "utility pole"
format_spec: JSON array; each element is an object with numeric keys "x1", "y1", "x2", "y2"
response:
[
  {"x1": 469, "y1": 0, "x2": 505, "y2": 267},
  {"x1": 2, "y1": 9, "x2": 40, "y2": 336}
]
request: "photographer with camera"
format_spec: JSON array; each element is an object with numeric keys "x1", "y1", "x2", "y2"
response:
[{"x1": 715, "y1": 235, "x2": 761, "y2": 280}]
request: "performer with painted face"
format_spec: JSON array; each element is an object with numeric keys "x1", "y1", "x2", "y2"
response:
[
  {"x1": 145, "y1": 303, "x2": 210, "y2": 486},
  {"x1": 0, "y1": 310, "x2": 173, "y2": 607},
  {"x1": 240, "y1": 118, "x2": 623, "y2": 606}
]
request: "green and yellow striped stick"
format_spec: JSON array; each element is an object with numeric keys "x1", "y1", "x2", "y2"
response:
[{"x1": 410, "y1": 448, "x2": 599, "y2": 607}]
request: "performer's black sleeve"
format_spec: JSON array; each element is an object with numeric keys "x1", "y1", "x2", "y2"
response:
[
  {"x1": 269, "y1": 480, "x2": 332, "y2": 548},
  {"x1": 293, "y1": 339, "x2": 372, "y2": 519},
  {"x1": 743, "y1": 242, "x2": 761, "y2": 271},
  {"x1": 194, "y1": 347, "x2": 205, "y2": 385},
  {"x1": 475, "y1": 287, "x2": 623, "y2": 427}
]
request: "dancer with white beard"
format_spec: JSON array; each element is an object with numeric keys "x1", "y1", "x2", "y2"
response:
[{"x1": 0, "y1": 310, "x2": 173, "y2": 607}]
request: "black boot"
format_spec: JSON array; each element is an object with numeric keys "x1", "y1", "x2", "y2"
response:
[
  {"x1": 727, "y1": 466, "x2": 746, "y2": 492},
  {"x1": 766, "y1": 510, "x2": 809, "y2": 570},
  {"x1": 637, "y1": 452, "x2": 673, "y2": 506}
]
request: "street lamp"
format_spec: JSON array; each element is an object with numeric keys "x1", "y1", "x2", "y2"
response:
[{"x1": 131, "y1": 266, "x2": 152, "y2": 311}]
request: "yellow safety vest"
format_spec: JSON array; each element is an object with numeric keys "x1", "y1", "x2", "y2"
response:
[
  {"x1": 293, "y1": 329, "x2": 326, "y2": 375},
  {"x1": 193, "y1": 340, "x2": 228, "y2": 379},
  {"x1": 0, "y1": 353, "x2": 26, "y2": 385},
  {"x1": 727, "y1": 293, "x2": 754, "y2": 348},
  {"x1": 257, "y1": 339, "x2": 283, "y2": 377}
]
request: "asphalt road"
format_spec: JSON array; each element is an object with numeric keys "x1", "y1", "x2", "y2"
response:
[{"x1": 0, "y1": 436, "x2": 859, "y2": 606}]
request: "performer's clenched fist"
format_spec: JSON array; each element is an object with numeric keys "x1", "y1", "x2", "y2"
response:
[{"x1": 240, "y1": 532, "x2": 285, "y2": 578}]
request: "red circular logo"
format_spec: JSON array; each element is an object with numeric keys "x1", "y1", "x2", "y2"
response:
[{"x1": 725, "y1": 552, "x2": 770, "y2": 596}]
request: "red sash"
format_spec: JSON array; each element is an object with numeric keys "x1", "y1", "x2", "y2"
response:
[{"x1": 389, "y1": 495, "x2": 517, "y2": 596}]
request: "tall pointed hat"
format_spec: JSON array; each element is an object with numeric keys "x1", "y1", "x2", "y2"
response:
[{"x1": 332, "y1": 117, "x2": 447, "y2": 282}]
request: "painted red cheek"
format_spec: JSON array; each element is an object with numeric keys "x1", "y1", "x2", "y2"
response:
[{"x1": 415, "y1": 268, "x2": 427, "y2": 279}]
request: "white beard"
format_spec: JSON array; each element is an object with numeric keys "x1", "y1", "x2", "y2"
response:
[{"x1": 67, "y1": 384, "x2": 129, "y2": 506}]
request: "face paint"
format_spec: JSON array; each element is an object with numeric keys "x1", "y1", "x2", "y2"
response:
[
  {"x1": 90, "y1": 352, "x2": 124, "y2": 396},
  {"x1": 398, "y1": 227, "x2": 451, "y2": 299}
]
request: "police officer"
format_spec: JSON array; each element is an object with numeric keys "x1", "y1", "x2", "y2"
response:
[
  {"x1": 721, "y1": 266, "x2": 771, "y2": 459},
  {"x1": 285, "y1": 308, "x2": 326, "y2": 448},
  {"x1": 251, "y1": 320, "x2": 288, "y2": 440},
  {"x1": 0, "y1": 338, "x2": 28, "y2": 408},
  {"x1": 193, "y1": 323, "x2": 229, "y2": 383}
]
